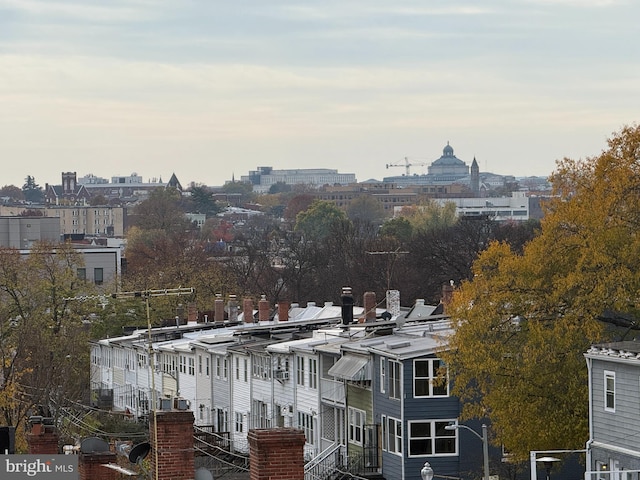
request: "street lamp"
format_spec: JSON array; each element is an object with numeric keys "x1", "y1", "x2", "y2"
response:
[
  {"x1": 421, "y1": 462, "x2": 434, "y2": 480},
  {"x1": 536, "y1": 456, "x2": 560, "y2": 480},
  {"x1": 445, "y1": 422, "x2": 490, "y2": 480}
]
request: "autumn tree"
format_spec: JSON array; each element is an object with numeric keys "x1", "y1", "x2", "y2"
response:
[
  {"x1": 132, "y1": 187, "x2": 192, "y2": 233},
  {"x1": 0, "y1": 242, "x2": 92, "y2": 446},
  {"x1": 295, "y1": 200, "x2": 348, "y2": 241},
  {"x1": 441, "y1": 125, "x2": 640, "y2": 461},
  {"x1": 396, "y1": 200, "x2": 457, "y2": 233},
  {"x1": 0, "y1": 185, "x2": 24, "y2": 202}
]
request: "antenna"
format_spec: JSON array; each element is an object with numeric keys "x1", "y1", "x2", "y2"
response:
[{"x1": 66, "y1": 287, "x2": 194, "y2": 480}]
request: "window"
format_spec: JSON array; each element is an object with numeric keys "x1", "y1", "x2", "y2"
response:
[
  {"x1": 389, "y1": 360, "x2": 401, "y2": 400},
  {"x1": 235, "y1": 412, "x2": 244, "y2": 433},
  {"x1": 252, "y1": 355, "x2": 271, "y2": 380},
  {"x1": 179, "y1": 355, "x2": 186, "y2": 374},
  {"x1": 205, "y1": 357, "x2": 210, "y2": 377},
  {"x1": 77, "y1": 268, "x2": 86, "y2": 281},
  {"x1": 235, "y1": 357, "x2": 240, "y2": 380},
  {"x1": 244, "y1": 358, "x2": 248, "y2": 382},
  {"x1": 94, "y1": 267, "x2": 103, "y2": 285},
  {"x1": 408, "y1": 420, "x2": 457, "y2": 457},
  {"x1": 382, "y1": 416, "x2": 402, "y2": 454},
  {"x1": 297, "y1": 412, "x2": 315, "y2": 445},
  {"x1": 297, "y1": 356, "x2": 305, "y2": 386},
  {"x1": 605, "y1": 370, "x2": 615, "y2": 411},
  {"x1": 188, "y1": 357, "x2": 195, "y2": 375},
  {"x1": 309, "y1": 358, "x2": 317, "y2": 389},
  {"x1": 348, "y1": 407, "x2": 365, "y2": 445},
  {"x1": 414, "y1": 358, "x2": 448, "y2": 397},
  {"x1": 198, "y1": 355, "x2": 202, "y2": 374},
  {"x1": 380, "y1": 358, "x2": 386, "y2": 393}
]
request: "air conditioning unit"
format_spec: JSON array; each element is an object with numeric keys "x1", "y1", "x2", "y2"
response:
[
  {"x1": 173, "y1": 398, "x2": 190, "y2": 410},
  {"x1": 275, "y1": 369, "x2": 290, "y2": 380},
  {"x1": 158, "y1": 398, "x2": 173, "y2": 411}
]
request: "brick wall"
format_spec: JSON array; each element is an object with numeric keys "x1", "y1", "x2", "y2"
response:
[
  {"x1": 248, "y1": 428, "x2": 305, "y2": 480},
  {"x1": 149, "y1": 410, "x2": 195, "y2": 480},
  {"x1": 78, "y1": 451, "x2": 118, "y2": 480},
  {"x1": 27, "y1": 424, "x2": 59, "y2": 455}
]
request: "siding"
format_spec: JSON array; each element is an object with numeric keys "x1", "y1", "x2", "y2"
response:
[{"x1": 592, "y1": 358, "x2": 640, "y2": 450}]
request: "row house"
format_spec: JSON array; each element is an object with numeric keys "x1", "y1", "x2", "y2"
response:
[{"x1": 90, "y1": 292, "x2": 485, "y2": 480}]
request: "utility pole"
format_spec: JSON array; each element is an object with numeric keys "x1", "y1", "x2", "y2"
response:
[{"x1": 67, "y1": 287, "x2": 194, "y2": 480}]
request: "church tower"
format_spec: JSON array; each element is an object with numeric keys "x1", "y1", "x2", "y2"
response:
[{"x1": 471, "y1": 157, "x2": 480, "y2": 196}]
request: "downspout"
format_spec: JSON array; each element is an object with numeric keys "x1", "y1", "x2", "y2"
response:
[{"x1": 585, "y1": 353, "x2": 594, "y2": 478}]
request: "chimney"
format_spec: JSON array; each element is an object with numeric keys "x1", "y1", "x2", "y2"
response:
[
  {"x1": 386, "y1": 290, "x2": 401, "y2": 317},
  {"x1": 278, "y1": 302, "x2": 289, "y2": 322},
  {"x1": 150, "y1": 410, "x2": 195, "y2": 480},
  {"x1": 249, "y1": 428, "x2": 305, "y2": 480},
  {"x1": 442, "y1": 281, "x2": 455, "y2": 310},
  {"x1": 187, "y1": 302, "x2": 198, "y2": 324},
  {"x1": 27, "y1": 417, "x2": 59, "y2": 454},
  {"x1": 341, "y1": 287, "x2": 354, "y2": 325},
  {"x1": 79, "y1": 451, "x2": 117, "y2": 480},
  {"x1": 214, "y1": 294, "x2": 224, "y2": 323},
  {"x1": 363, "y1": 291, "x2": 377, "y2": 322},
  {"x1": 258, "y1": 295, "x2": 270, "y2": 322},
  {"x1": 243, "y1": 298, "x2": 254, "y2": 324},
  {"x1": 227, "y1": 295, "x2": 238, "y2": 322}
]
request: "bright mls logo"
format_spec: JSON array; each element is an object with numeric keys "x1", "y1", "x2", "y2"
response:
[{"x1": 3, "y1": 455, "x2": 78, "y2": 479}]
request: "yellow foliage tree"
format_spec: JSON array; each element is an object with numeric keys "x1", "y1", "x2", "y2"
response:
[{"x1": 442, "y1": 125, "x2": 640, "y2": 461}]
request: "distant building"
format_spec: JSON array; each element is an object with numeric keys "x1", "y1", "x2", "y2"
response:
[
  {"x1": 0, "y1": 216, "x2": 60, "y2": 248},
  {"x1": 429, "y1": 191, "x2": 534, "y2": 222},
  {"x1": 46, "y1": 171, "x2": 183, "y2": 205},
  {"x1": 241, "y1": 166, "x2": 357, "y2": 193}
]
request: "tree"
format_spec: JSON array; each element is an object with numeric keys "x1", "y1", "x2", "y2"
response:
[
  {"x1": 188, "y1": 185, "x2": 221, "y2": 216},
  {"x1": 396, "y1": 200, "x2": 457, "y2": 233},
  {"x1": 22, "y1": 176, "x2": 43, "y2": 203},
  {"x1": 441, "y1": 125, "x2": 640, "y2": 461},
  {"x1": 380, "y1": 217, "x2": 414, "y2": 243},
  {"x1": 133, "y1": 188, "x2": 192, "y2": 233},
  {"x1": 0, "y1": 185, "x2": 24, "y2": 202},
  {"x1": 294, "y1": 200, "x2": 348, "y2": 241},
  {"x1": 89, "y1": 194, "x2": 108, "y2": 206},
  {"x1": 0, "y1": 242, "x2": 91, "y2": 448},
  {"x1": 346, "y1": 195, "x2": 385, "y2": 224}
]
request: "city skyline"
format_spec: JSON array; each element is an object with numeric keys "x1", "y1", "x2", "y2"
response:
[{"x1": 1, "y1": 1, "x2": 638, "y2": 188}]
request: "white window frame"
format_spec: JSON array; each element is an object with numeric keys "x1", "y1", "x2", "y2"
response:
[
  {"x1": 297, "y1": 356, "x2": 305, "y2": 386},
  {"x1": 309, "y1": 358, "x2": 317, "y2": 389},
  {"x1": 348, "y1": 407, "x2": 365, "y2": 446},
  {"x1": 381, "y1": 415, "x2": 402, "y2": 455},
  {"x1": 413, "y1": 358, "x2": 449, "y2": 398},
  {"x1": 605, "y1": 370, "x2": 615, "y2": 412},
  {"x1": 380, "y1": 357, "x2": 386, "y2": 394},
  {"x1": 407, "y1": 419, "x2": 458, "y2": 457},
  {"x1": 389, "y1": 360, "x2": 401, "y2": 400}
]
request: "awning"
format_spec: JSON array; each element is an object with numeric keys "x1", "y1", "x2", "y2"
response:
[{"x1": 328, "y1": 355, "x2": 370, "y2": 381}]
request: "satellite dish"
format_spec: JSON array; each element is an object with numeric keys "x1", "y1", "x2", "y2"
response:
[
  {"x1": 80, "y1": 437, "x2": 109, "y2": 453},
  {"x1": 195, "y1": 467, "x2": 214, "y2": 480},
  {"x1": 128, "y1": 442, "x2": 151, "y2": 465}
]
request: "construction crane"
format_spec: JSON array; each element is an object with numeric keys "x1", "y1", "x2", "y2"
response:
[{"x1": 386, "y1": 157, "x2": 429, "y2": 175}]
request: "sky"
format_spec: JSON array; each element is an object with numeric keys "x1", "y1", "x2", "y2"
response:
[{"x1": 1, "y1": 0, "x2": 638, "y2": 189}]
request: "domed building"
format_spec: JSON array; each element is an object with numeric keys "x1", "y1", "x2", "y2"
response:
[{"x1": 427, "y1": 142, "x2": 469, "y2": 179}]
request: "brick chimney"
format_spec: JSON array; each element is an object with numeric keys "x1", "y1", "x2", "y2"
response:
[
  {"x1": 363, "y1": 291, "x2": 377, "y2": 322},
  {"x1": 150, "y1": 410, "x2": 195, "y2": 480},
  {"x1": 248, "y1": 428, "x2": 305, "y2": 480},
  {"x1": 243, "y1": 298, "x2": 254, "y2": 324},
  {"x1": 214, "y1": 294, "x2": 224, "y2": 323},
  {"x1": 187, "y1": 302, "x2": 198, "y2": 324},
  {"x1": 79, "y1": 451, "x2": 118, "y2": 480},
  {"x1": 278, "y1": 302, "x2": 289, "y2": 322},
  {"x1": 441, "y1": 281, "x2": 455, "y2": 310},
  {"x1": 258, "y1": 295, "x2": 270, "y2": 322},
  {"x1": 27, "y1": 418, "x2": 59, "y2": 454}
]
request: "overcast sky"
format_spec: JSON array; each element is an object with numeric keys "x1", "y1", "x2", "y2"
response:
[{"x1": 1, "y1": 0, "x2": 638, "y2": 188}]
